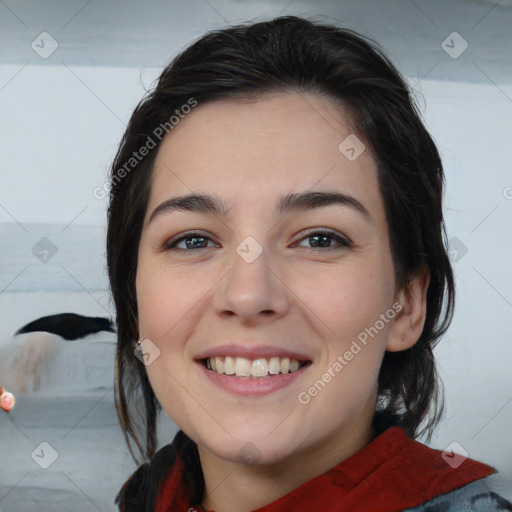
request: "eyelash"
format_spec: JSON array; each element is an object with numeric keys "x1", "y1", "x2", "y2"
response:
[{"x1": 162, "y1": 229, "x2": 352, "y2": 252}]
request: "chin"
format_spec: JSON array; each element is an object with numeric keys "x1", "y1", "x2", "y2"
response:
[
  {"x1": 213, "y1": 442, "x2": 296, "y2": 467},
  {"x1": 195, "y1": 425, "x2": 305, "y2": 467}
]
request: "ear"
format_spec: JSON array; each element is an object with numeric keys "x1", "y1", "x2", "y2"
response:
[{"x1": 386, "y1": 267, "x2": 430, "y2": 352}]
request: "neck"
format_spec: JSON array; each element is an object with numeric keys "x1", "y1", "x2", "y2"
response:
[{"x1": 198, "y1": 399, "x2": 377, "y2": 512}]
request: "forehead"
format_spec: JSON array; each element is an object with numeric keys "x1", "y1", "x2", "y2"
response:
[{"x1": 145, "y1": 92, "x2": 382, "y2": 222}]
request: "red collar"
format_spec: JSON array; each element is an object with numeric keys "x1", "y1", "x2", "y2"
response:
[{"x1": 156, "y1": 427, "x2": 495, "y2": 512}]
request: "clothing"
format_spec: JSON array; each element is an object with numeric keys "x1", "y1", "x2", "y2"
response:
[{"x1": 116, "y1": 426, "x2": 511, "y2": 512}]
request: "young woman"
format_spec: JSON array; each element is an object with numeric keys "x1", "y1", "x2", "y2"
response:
[{"x1": 107, "y1": 16, "x2": 511, "y2": 512}]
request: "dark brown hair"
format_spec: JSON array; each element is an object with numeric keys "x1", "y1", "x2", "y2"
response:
[{"x1": 107, "y1": 14, "x2": 454, "y2": 503}]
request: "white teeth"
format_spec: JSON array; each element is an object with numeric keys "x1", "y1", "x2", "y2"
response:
[
  {"x1": 251, "y1": 358, "x2": 268, "y2": 377},
  {"x1": 205, "y1": 356, "x2": 305, "y2": 378},
  {"x1": 268, "y1": 357, "x2": 281, "y2": 375},
  {"x1": 235, "y1": 357, "x2": 251, "y2": 376},
  {"x1": 224, "y1": 356, "x2": 235, "y2": 375}
]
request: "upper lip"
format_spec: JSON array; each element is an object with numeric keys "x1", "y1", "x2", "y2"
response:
[{"x1": 194, "y1": 344, "x2": 312, "y2": 361}]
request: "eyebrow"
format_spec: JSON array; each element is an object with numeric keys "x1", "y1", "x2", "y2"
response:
[{"x1": 147, "y1": 191, "x2": 372, "y2": 225}]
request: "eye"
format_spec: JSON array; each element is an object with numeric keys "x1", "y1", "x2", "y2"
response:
[
  {"x1": 163, "y1": 232, "x2": 219, "y2": 251},
  {"x1": 162, "y1": 229, "x2": 352, "y2": 252},
  {"x1": 295, "y1": 230, "x2": 352, "y2": 250}
]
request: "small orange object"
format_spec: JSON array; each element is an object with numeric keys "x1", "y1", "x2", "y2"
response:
[{"x1": 0, "y1": 386, "x2": 15, "y2": 412}]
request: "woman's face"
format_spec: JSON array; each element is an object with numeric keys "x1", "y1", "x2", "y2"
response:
[{"x1": 136, "y1": 92, "x2": 410, "y2": 467}]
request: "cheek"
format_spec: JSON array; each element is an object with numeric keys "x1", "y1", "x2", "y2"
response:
[
  {"x1": 297, "y1": 262, "x2": 395, "y2": 340},
  {"x1": 136, "y1": 259, "x2": 207, "y2": 425},
  {"x1": 136, "y1": 256, "x2": 207, "y2": 339}
]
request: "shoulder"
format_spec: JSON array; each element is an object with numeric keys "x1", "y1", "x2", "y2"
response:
[
  {"x1": 115, "y1": 443, "x2": 177, "y2": 512},
  {"x1": 404, "y1": 477, "x2": 512, "y2": 512}
]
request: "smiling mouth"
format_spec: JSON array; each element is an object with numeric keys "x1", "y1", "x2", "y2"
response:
[{"x1": 202, "y1": 356, "x2": 310, "y2": 379}]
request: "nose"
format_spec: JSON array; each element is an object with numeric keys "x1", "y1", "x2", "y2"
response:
[{"x1": 213, "y1": 241, "x2": 290, "y2": 325}]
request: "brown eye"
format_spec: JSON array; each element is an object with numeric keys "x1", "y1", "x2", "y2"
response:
[
  {"x1": 164, "y1": 232, "x2": 219, "y2": 251},
  {"x1": 296, "y1": 230, "x2": 352, "y2": 250}
]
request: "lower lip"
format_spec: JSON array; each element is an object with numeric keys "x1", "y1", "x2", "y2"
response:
[{"x1": 198, "y1": 361, "x2": 311, "y2": 396}]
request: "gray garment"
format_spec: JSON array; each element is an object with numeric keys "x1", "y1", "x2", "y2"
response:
[{"x1": 404, "y1": 477, "x2": 512, "y2": 511}]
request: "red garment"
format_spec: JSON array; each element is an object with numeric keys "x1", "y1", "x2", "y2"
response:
[{"x1": 155, "y1": 427, "x2": 495, "y2": 511}]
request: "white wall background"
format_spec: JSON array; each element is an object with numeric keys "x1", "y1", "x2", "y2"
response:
[{"x1": 1, "y1": 0, "x2": 511, "y2": 508}]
